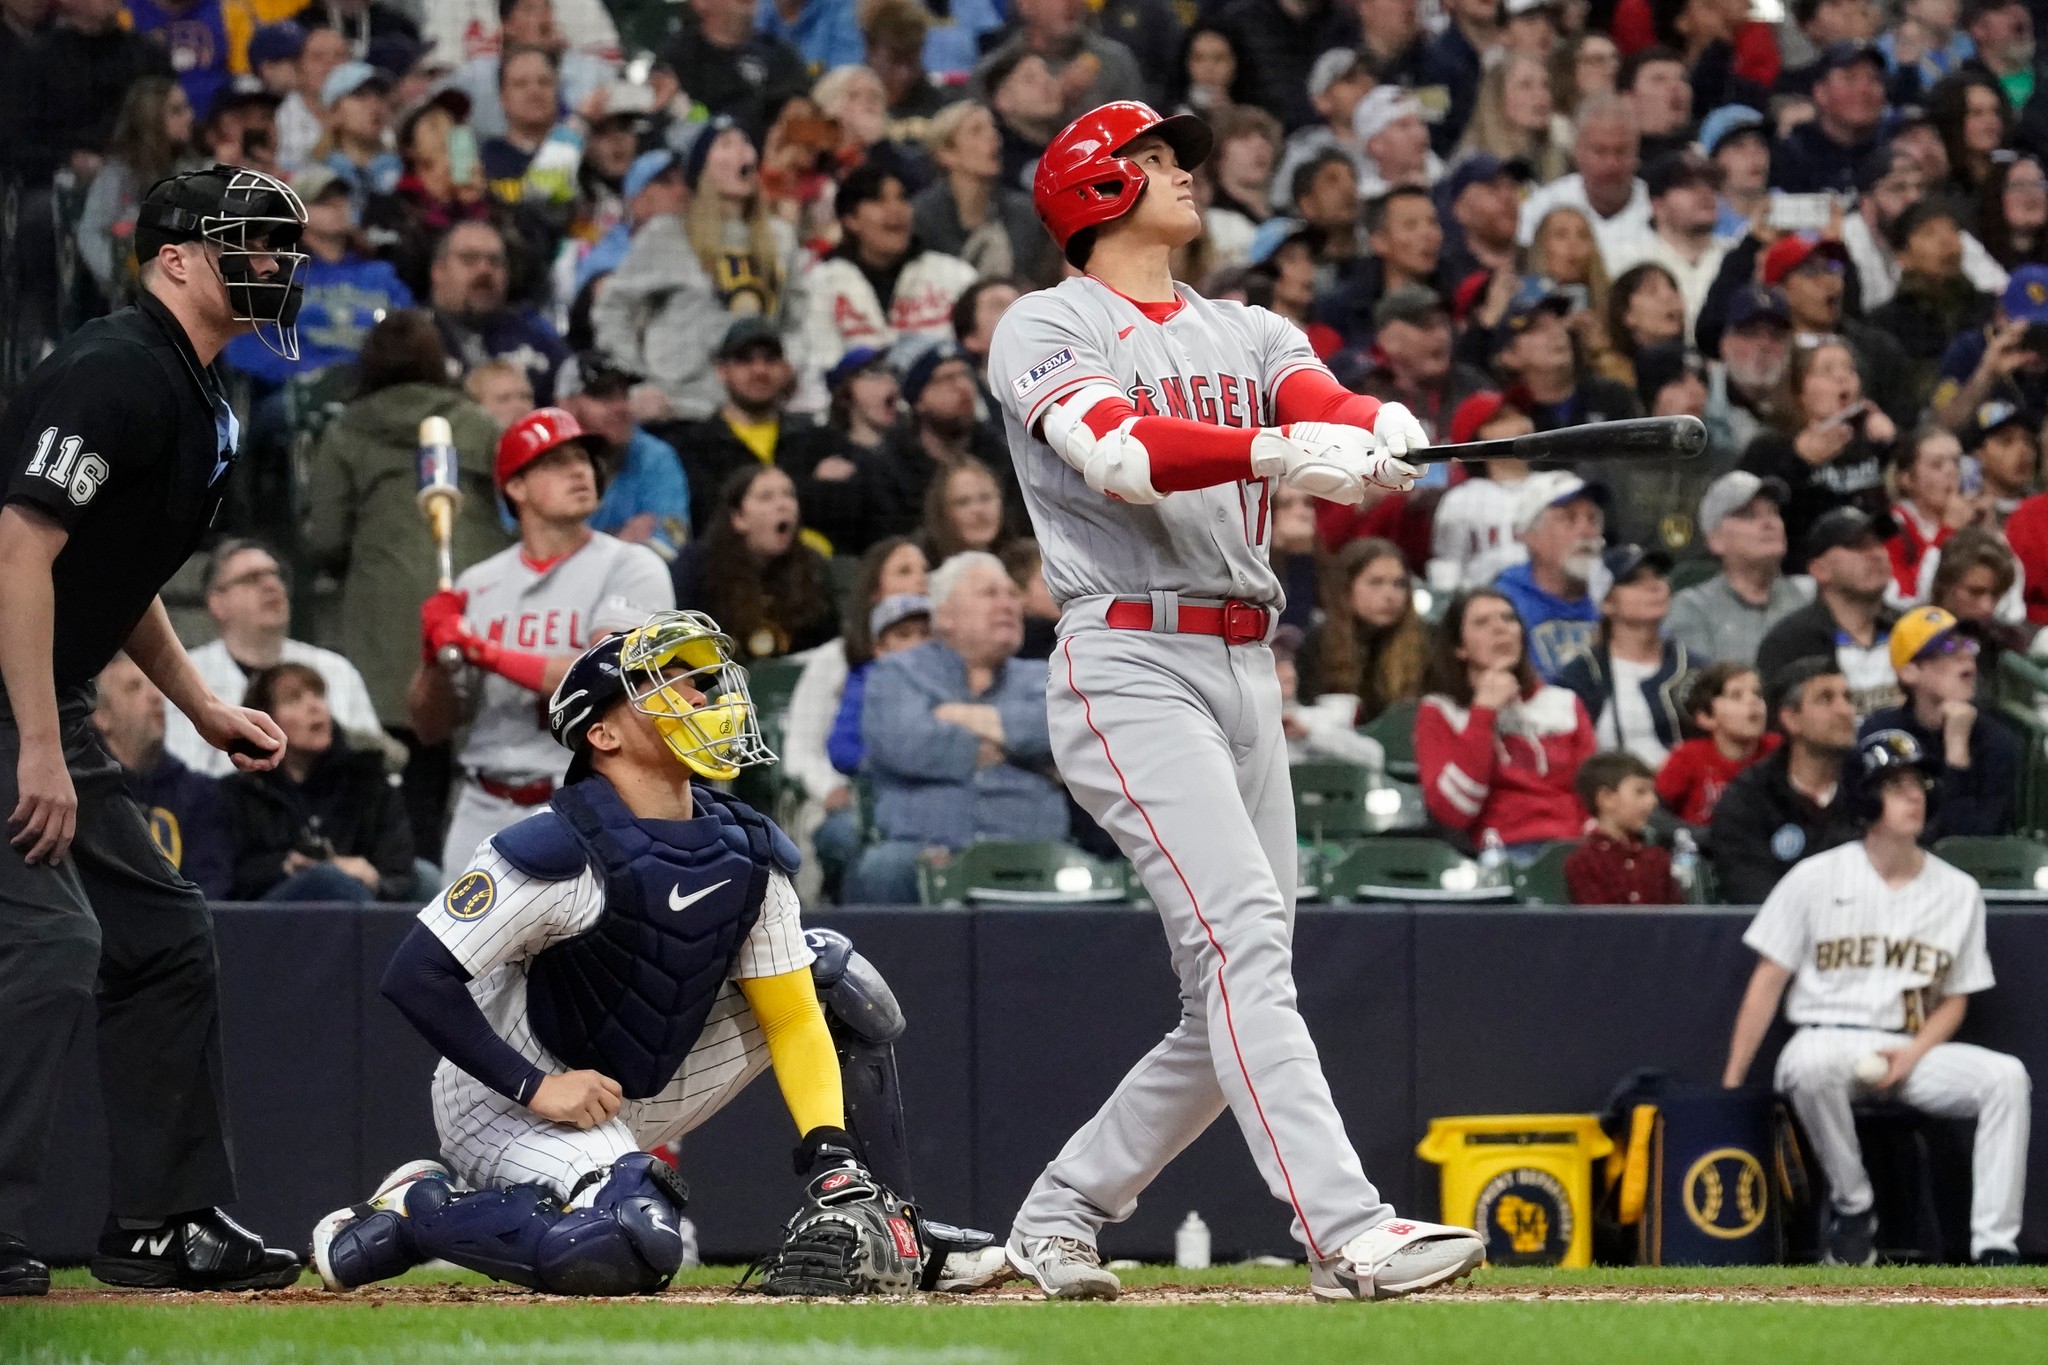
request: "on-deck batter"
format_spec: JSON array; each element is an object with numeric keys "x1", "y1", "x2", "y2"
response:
[
  {"x1": 1721, "y1": 728, "x2": 2029, "y2": 1266},
  {"x1": 973, "y1": 101, "x2": 1486, "y2": 1302},
  {"x1": 410, "y1": 407, "x2": 673, "y2": 876}
]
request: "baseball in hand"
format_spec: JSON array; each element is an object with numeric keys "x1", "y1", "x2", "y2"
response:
[{"x1": 1853, "y1": 1053, "x2": 1889, "y2": 1086}]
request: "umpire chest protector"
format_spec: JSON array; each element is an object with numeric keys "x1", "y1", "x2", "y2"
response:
[{"x1": 496, "y1": 777, "x2": 798, "y2": 1099}]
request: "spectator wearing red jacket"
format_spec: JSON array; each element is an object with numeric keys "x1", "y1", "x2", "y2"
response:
[
  {"x1": 1999, "y1": 484, "x2": 2048, "y2": 624},
  {"x1": 1888, "y1": 425, "x2": 1970, "y2": 599},
  {"x1": 1417, "y1": 587, "x2": 1597, "y2": 853},
  {"x1": 1565, "y1": 750, "x2": 1679, "y2": 905},
  {"x1": 1657, "y1": 661, "x2": 1782, "y2": 825}
]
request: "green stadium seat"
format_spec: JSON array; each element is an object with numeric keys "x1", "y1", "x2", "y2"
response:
[
  {"x1": 1990, "y1": 651, "x2": 2048, "y2": 839},
  {"x1": 723, "y1": 658, "x2": 806, "y2": 811},
  {"x1": 746, "y1": 656, "x2": 807, "y2": 720},
  {"x1": 1512, "y1": 841, "x2": 1576, "y2": 905},
  {"x1": 1931, "y1": 837, "x2": 2048, "y2": 901},
  {"x1": 825, "y1": 555, "x2": 862, "y2": 621},
  {"x1": 918, "y1": 841, "x2": 1131, "y2": 906},
  {"x1": 1361, "y1": 697, "x2": 1419, "y2": 782},
  {"x1": 1667, "y1": 557, "x2": 1719, "y2": 593},
  {"x1": 1318, "y1": 837, "x2": 1514, "y2": 903},
  {"x1": 1292, "y1": 761, "x2": 1376, "y2": 845}
]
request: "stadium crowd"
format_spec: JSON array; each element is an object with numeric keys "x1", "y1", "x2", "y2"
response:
[{"x1": 8, "y1": 0, "x2": 2048, "y2": 907}]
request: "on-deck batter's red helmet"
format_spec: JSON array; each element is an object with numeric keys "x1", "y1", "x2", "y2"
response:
[
  {"x1": 494, "y1": 405, "x2": 611, "y2": 508},
  {"x1": 1033, "y1": 101, "x2": 1213, "y2": 267}
]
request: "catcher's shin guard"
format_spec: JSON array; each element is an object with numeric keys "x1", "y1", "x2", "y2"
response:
[
  {"x1": 403, "y1": 1153, "x2": 691, "y2": 1295},
  {"x1": 318, "y1": 1210, "x2": 424, "y2": 1289},
  {"x1": 839, "y1": 1036, "x2": 915, "y2": 1202},
  {"x1": 809, "y1": 929, "x2": 916, "y2": 1200}
]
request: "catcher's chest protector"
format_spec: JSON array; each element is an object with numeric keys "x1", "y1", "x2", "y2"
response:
[{"x1": 518, "y1": 778, "x2": 792, "y2": 1098}]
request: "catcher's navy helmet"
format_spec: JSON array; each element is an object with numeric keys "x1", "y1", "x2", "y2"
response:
[
  {"x1": 549, "y1": 634, "x2": 631, "y2": 784},
  {"x1": 1850, "y1": 728, "x2": 1937, "y2": 824}
]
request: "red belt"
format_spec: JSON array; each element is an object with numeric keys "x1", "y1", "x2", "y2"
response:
[
  {"x1": 1105, "y1": 598, "x2": 1272, "y2": 645},
  {"x1": 476, "y1": 774, "x2": 556, "y2": 805}
]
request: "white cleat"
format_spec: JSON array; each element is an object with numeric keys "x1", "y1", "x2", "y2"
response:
[
  {"x1": 1005, "y1": 1232, "x2": 1121, "y2": 1301},
  {"x1": 930, "y1": 1243, "x2": 1016, "y2": 1293},
  {"x1": 310, "y1": 1159, "x2": 450, "y2": 1292},
  {"x1": 1310, "y1": 1217, "x2": 1485, "y2": 1302}
]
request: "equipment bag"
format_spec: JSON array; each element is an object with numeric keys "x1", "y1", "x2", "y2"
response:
[{"x1": 1593, "y1": 1070, "x2": 1810, "y2": 1266}]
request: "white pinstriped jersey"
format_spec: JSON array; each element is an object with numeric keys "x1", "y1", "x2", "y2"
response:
[
  {"x1": 1744, "y1": 842, "x2": 1994, "y2": 1032},
  {"x1": 454, "y1": 532, "x2": 673, "y2": 782},
  {"x1": 986, "y1": 276, "x2": 1328, "y2": 609},
  {"x1": 423, "y1": 844, "x2": 815, "y2": 1068}
]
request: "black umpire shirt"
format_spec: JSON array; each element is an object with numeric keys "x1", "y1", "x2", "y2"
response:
[{"x1": 0, "y1": 293, "x2": 235, "y2": 695}]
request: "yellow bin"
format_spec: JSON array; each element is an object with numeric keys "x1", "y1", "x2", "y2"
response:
[{"x1": 1416, "y1": 1114, "x2": 1614, "y2": 1267}]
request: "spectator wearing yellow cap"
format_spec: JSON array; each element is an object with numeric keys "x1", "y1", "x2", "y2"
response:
[{"x1": 1855, "y1": 605, "x2": 2022, "y2": 839}]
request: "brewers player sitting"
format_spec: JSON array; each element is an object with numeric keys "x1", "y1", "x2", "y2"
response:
[
  {"x1": 315, "y1": 612, "x2": 1001, "y2": 1295},
  {"x1": 410, "y1": 406, "x2": 674, "y2": 876},
  {"x1": 1722, "y1": 729, "x2": 2030, "y2": 1267}
]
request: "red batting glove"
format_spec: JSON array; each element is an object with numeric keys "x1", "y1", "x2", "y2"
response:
[
  {"x1": 419, "y1": 587, "x2": 547, "y2": 689},
  {"x1": 429, "y1": 617, "x2": 505, "y2": 672},
  {"x1": 420, "y1": 589, "x2": 470, "y2": 665}
]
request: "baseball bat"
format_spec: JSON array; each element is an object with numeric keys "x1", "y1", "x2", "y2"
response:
[
  {"x1": 1407, "y1": 414, "x2": 1708, "y2": 466},
  {"x1": 416, "y1": 416, "x2": 466, "y2": 672}
]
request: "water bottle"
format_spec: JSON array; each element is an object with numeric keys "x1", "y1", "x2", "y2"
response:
[
  {"x1": 1671, "y1": 828, "x2": 1699, "y2": 901},
  {"x1": 1478, "y1": 828, "x2": 1507, "y2": 885},
  {"x1": 1175, "y1": 1211, "x2": 1211, "y2": 1269}
]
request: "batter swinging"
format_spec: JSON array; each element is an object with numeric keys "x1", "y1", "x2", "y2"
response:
[{"x1": 977, "y1": 102, "x2": 1486, "y2": 1300}]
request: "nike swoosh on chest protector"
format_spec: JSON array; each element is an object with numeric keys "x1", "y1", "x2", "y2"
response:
[{"x1": 669, "y1": 879, "x2": 733, "y2": 911}]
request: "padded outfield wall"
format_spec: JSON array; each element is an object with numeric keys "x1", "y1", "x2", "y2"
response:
[{"x1": 27, "y1": 905, "x2": 2048, "y2": 1263}]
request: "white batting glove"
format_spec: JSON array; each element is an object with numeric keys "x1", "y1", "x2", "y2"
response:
[
  {"x1": 1251, "y1": 423, "x2": 1420, "y2": 504},
  {"x1": 1373, "y1": 401, "x2": 1430, "y2": 463}
]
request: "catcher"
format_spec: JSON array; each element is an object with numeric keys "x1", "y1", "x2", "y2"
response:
[{"x1": 311, "y1": 612, "x2": 1000, "y2": 1296}]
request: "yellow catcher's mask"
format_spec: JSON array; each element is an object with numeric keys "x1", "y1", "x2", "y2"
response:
[{"x1": 618, "y1": 611, "x2": 776, "y2": 781}]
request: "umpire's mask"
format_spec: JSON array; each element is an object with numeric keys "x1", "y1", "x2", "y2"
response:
[{"x1": 136, "y1": 165, "x2": 310, "y2": 360}]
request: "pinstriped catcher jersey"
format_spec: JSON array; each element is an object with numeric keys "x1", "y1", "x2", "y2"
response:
[
  {"x1": 1744, "y1": 842, "x2": 1995, "y2": 1032},
  {"x1": 987, "y1": 277, "x2": 1331, "y2": 609},
  {"x1": 428, "y1": 845, "x2": 814, "y2": 1074}
]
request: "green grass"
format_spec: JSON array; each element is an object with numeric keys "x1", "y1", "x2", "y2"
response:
[
  {"x1": 26, "y1": 1262, "x2": 2046, "y2": 1291},
  {"x1": 7, "y1": 1265, "x2": 2048, "y2": 1365}
]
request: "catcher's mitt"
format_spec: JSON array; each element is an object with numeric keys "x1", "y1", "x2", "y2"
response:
[{"x1": 758, "y1": 1163, "x2": 924, "y2": 1296}]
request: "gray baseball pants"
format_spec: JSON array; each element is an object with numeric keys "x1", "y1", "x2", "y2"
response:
[{"x1": 1010, "y1": 602, "x2": 1394, "y2": 1261}]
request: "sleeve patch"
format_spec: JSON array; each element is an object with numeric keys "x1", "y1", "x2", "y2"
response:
[
  {"x1": 1013, "y1": 348, "x2": 1077, "y2": 400},
  {"x1": 444, "y1": 870, "x2": 497, "y2": 920}
]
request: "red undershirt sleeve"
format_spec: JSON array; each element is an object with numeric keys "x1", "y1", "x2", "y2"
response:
[
  {"x1": 1272, "y1": 368, "x2": 1382, "y2": 429},
  {"x1": 1062, "y1": 392, "x2": 1259, "y2": 493}
]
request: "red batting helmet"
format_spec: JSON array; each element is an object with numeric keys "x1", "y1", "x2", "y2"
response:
[
  {"x1": 495, "y1": 406, "x2": 607, "y2": 485},
  {"x1": 494, "y1": 406, "x2": 610, "y2": 510},
  {"x1": 1033, "y1": 102, "x2": 1213, "y2": 267}
]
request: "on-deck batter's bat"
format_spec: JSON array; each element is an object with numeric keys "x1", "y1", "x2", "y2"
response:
[
  {"x1": 1404, "y1": 414, "x2": 1707, "y2": 466},
  {"x1": 416, "y1": 416, "x2": 466, "y2": 672}
]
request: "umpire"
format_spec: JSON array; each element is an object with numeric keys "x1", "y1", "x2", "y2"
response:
[{"x1": 0, "y1": 167, "x2": 310, "y2": 1296}]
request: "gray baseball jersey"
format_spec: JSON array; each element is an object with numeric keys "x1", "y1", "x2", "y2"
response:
[
  {"x1": 992, "y1": 275, "x2": 1404, "y2": 1267},
  {"x1": 987, "y1": 277, "x2": 1330, "y2": 610},
  {"x1": 454, "y1": 532, "x2": 673, "y2": 782}
]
